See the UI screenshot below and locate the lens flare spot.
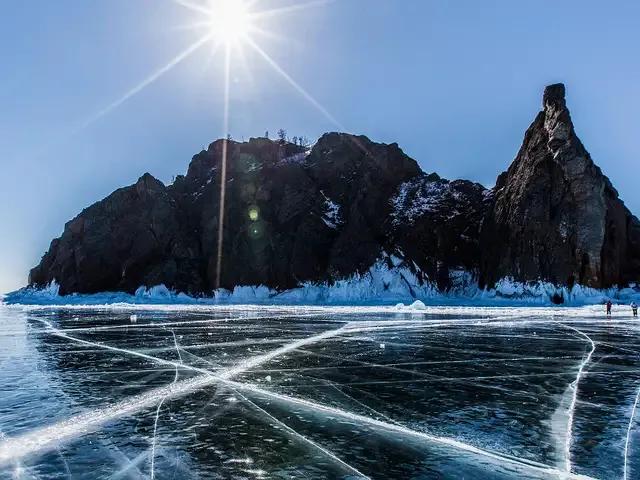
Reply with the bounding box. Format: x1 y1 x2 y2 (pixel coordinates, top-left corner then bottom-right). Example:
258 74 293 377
248 207 259 221
247 220 265 239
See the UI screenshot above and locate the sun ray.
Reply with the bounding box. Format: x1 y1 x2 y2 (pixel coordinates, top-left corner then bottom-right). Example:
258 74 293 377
249 25 301 48
166 0 344 287
215 44 232 289
169 21 218 32
172 0 212 17
250 0 336 20
80 33 213 129
231 41 258 92
246 37 343 128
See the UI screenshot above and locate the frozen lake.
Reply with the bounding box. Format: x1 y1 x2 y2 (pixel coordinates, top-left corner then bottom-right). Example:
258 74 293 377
1 303 639 479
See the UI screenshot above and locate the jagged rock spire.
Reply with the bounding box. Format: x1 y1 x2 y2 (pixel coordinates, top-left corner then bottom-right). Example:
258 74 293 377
480 83 640 289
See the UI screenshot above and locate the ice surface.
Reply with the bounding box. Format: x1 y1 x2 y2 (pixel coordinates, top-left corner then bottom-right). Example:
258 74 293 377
1 303 639 478
624 384 640 480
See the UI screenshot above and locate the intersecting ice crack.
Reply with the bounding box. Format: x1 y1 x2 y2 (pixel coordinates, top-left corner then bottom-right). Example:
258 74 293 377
623 383 640 480
559 323 596 475
179 340 371 479
226 379 597 480
0 318 351 466
0 316 599 479
234 391 371 479
327 383 400 426
150 330 182 479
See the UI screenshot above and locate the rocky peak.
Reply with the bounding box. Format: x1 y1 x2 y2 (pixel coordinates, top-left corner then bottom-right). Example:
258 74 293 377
135 173 166 197
310 133 418 173
306 133 421 202
481 83 640 289
183 137 307 189
543 83 566 109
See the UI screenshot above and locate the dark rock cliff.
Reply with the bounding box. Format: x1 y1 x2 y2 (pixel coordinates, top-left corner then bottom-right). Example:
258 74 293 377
29 84 640 296
479 84 640 289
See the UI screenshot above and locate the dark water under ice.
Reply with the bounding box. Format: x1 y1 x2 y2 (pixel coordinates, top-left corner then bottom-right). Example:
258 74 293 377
1 304 639 479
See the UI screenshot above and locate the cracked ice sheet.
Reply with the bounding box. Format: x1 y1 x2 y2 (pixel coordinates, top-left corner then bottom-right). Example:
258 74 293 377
1 305 640 478
239 323 577 459
239 319 640 478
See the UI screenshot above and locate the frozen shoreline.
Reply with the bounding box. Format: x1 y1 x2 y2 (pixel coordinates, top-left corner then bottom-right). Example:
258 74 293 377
4 260 639 308
3 288 639 316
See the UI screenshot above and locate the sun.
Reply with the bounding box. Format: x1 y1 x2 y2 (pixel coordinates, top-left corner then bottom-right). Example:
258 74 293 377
208 0 253 45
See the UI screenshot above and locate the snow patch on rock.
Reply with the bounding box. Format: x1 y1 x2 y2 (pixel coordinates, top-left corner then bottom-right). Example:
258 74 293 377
279 151 310 165
391 176 486 226
320 190 342 229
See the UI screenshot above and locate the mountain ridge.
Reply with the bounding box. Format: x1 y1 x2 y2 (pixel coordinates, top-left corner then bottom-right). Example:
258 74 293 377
28 84 640 300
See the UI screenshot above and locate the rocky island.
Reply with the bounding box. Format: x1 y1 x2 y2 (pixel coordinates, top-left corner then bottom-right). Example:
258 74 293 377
27 84 640 302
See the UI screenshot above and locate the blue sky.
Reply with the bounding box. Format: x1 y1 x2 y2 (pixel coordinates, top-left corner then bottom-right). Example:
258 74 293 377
1 0 639 293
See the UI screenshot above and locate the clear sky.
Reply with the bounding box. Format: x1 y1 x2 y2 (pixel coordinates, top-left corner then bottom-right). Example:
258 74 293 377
1 0 639 293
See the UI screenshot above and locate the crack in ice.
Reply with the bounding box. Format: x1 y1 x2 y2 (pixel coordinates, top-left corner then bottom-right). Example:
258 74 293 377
623 383 640 480
51 311 335 333
560 323 596 475
236 391 371 479
149 331 181 480
226 380 595 479
0 319 350 466
4 318 594 479
1 315 602 479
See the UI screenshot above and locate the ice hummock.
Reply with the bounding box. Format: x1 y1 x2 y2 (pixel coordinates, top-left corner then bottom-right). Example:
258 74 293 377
4 256 639 307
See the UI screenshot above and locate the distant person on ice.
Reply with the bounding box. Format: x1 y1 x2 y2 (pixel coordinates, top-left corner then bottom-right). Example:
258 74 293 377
632 302 638 317
606 300 612 316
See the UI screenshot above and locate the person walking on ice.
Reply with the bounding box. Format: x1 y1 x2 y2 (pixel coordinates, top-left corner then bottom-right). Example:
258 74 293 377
632 301 638 317
606 300 612 316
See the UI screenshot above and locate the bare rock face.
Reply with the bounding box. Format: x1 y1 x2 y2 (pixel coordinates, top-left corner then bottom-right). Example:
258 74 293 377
303 133 422 277
28 84 640 297
480 83 640 289
30 134 425 294
29 173 202 295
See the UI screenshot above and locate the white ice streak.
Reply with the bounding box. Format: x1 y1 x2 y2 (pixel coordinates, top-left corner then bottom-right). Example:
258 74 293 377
3 316 598 479
623 383 640 480
9 301 640 322
228 381 595 480
0 321 349 466
560 324 596 474
236 392 371 479
149 331 181 479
